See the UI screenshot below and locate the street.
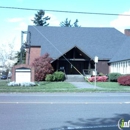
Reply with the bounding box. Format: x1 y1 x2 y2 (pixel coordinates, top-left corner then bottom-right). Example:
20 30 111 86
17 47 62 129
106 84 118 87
0 93 130 130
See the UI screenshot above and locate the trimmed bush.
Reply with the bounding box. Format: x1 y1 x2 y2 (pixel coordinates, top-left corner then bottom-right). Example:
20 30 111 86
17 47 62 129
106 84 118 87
108 73 122 82
97 76 108 82
45 71 65 81
118 75 130 86
53 71 65 81
87 76 108 82
98 72 104 76
45 74 53 81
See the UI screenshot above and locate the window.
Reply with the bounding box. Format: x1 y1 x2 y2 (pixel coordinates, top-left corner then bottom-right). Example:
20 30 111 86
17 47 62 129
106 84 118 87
118 62 120 73
111 63 113 72
129 61 130 66
117 62 119 72
123 62 125 74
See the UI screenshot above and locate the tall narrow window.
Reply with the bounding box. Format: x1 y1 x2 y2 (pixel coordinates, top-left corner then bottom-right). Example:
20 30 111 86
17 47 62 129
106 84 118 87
123 62 125 74
119 62 120 73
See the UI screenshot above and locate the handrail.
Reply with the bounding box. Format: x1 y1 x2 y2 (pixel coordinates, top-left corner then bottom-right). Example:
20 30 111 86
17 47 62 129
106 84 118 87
58 67 67 79
83 69 91 76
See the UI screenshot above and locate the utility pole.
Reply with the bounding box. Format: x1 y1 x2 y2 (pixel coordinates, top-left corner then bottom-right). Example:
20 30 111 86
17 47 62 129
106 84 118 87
20 31 23 64
27 32 31 65
20 31 28 64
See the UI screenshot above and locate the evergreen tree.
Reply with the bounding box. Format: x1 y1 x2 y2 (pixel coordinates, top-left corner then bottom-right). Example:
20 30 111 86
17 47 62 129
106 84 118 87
60 18 80 27
60 18 72 27
73 19 80 27
32 10 50 26
15 49 26 65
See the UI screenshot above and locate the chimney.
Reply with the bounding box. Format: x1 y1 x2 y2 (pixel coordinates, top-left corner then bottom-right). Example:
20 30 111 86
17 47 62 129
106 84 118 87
124 29 130 36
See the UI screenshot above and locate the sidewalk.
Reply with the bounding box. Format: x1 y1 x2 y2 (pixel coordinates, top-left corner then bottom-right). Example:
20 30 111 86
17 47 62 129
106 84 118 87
68 82 101 89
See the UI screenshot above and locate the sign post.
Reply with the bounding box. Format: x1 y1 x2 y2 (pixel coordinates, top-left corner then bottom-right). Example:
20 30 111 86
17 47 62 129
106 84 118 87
94 56 98 88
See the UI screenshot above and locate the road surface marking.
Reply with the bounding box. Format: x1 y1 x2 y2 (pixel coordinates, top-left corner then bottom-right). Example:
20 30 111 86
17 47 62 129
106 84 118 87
0 101 129 104
65 124 117 129
124 102 130 104
0 94 130 97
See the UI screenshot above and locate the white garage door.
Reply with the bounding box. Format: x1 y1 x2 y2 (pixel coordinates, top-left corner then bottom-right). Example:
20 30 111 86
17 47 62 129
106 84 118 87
15 69 31 82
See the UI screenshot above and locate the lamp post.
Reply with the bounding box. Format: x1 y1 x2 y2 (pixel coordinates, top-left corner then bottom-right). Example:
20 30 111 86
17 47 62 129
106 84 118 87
94 56 98 88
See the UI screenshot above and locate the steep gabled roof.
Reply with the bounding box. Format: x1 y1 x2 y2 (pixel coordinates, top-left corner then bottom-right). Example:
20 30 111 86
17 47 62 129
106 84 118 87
28 26 127 60
109 37 130 63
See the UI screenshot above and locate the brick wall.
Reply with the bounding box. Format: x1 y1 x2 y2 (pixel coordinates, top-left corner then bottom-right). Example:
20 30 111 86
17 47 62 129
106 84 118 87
124 29 130 36
11 64 35 82
26 46 41 65
97 60 109 75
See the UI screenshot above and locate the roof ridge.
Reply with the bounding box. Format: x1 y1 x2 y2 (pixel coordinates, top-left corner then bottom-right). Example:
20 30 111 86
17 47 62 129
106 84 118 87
28 26 127 61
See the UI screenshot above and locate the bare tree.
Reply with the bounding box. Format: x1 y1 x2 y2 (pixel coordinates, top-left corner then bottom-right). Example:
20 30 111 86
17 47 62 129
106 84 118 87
0 42 17 71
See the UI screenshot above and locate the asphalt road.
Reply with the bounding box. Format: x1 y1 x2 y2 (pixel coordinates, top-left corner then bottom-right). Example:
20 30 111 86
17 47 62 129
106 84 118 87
0 93 130 130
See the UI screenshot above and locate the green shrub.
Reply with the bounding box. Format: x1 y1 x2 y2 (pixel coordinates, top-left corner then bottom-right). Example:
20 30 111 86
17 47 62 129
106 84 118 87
98 72 104 76
53 71 65 81
108 73 122 82
45 71 65 81
52 75 56 81
45 74 53 81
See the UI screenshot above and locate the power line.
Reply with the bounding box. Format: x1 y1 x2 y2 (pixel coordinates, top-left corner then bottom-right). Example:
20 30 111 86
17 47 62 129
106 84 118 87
0 6 130 16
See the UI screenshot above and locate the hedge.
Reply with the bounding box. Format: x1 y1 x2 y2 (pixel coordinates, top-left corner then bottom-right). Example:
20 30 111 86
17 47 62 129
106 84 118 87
108 73 122 82
117 75 130 86
45 71 65 81
87 76 108 82
45 74 54 81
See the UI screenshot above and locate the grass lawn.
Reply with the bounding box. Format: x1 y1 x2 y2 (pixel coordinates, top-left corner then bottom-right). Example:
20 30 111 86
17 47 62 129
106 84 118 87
0 80 130 92
91 82 130 92
0 81 77 92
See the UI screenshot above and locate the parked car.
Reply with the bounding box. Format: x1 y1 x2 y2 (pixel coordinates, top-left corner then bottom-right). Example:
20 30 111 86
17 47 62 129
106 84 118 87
1 75 7 79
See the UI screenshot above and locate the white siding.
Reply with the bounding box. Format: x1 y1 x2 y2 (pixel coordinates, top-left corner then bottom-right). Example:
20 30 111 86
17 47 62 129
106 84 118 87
110 60 130 74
